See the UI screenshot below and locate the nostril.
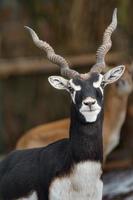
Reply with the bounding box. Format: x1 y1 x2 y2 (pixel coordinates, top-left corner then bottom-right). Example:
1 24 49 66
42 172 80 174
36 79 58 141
117 79 125 87
121 79 125 85
83 100 96 106
91 101 96 105
84 102 89 106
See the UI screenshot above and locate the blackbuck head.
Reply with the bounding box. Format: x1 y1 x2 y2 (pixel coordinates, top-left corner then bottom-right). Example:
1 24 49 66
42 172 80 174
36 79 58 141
25 9 125 123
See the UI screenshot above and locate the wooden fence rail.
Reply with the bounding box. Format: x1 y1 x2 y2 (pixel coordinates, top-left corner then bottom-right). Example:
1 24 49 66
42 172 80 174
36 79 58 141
0 53 125 78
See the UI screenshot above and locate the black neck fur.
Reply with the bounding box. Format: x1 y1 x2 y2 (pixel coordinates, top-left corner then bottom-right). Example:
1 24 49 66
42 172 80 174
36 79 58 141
69 103 103 163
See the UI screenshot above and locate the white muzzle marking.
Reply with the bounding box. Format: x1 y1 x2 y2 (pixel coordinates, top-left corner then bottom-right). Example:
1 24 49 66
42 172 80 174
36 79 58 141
80 97 101 122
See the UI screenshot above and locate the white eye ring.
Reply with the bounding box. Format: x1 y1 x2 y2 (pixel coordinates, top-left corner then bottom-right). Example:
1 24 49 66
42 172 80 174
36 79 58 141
69 80 81 91
93 74 103 88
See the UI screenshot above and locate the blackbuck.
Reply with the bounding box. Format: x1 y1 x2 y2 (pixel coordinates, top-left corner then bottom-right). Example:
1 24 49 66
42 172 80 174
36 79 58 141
16 65 133 160
0 9 125 200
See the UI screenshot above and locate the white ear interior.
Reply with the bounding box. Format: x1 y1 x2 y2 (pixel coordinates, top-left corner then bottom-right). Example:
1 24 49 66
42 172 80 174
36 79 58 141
48 76 68 90
104 65 125 85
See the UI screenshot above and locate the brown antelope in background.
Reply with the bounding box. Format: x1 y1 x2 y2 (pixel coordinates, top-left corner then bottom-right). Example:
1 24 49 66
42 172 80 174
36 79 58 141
103 65 133 158
16 65 133 160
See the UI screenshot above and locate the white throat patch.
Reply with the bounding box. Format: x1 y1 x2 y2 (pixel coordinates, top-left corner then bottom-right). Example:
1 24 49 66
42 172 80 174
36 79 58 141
80 108 101 122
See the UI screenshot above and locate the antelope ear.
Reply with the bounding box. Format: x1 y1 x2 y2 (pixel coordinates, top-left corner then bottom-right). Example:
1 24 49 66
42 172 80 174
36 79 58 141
103 65 125 86
48 76 68 90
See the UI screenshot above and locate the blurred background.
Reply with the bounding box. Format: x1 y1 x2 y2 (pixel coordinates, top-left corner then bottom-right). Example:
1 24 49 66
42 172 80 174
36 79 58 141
0 0 133 152
0 0 133 199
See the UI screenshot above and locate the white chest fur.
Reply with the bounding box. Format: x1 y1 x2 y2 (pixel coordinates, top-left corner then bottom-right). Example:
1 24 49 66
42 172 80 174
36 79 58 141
17 191 38 200
49 161 103 200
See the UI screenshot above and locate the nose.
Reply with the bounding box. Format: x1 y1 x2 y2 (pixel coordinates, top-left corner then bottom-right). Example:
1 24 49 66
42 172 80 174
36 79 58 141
116 79 125 87
83 97 96 108
84 101 96 106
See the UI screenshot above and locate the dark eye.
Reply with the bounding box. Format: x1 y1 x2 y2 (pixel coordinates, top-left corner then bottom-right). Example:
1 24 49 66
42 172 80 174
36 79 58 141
68 86 74 93
101 81 105 88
